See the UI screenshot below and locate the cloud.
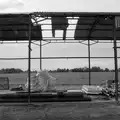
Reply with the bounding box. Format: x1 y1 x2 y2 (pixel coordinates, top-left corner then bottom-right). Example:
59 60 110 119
0 0 24 10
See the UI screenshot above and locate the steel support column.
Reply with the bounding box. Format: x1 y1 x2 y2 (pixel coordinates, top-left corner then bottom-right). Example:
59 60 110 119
28 16 32 103
40 39 42 70
88 39 91 85
113 16 119 102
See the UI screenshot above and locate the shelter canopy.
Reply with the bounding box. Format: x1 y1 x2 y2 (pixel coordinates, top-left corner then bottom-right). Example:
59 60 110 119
0 13 42 41
0 12 120 41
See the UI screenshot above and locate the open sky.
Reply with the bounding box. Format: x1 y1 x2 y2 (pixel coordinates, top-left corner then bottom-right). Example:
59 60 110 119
0 0 120 70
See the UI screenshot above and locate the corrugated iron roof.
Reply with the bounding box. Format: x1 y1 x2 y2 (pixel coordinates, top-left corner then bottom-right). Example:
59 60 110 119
0 12 120 41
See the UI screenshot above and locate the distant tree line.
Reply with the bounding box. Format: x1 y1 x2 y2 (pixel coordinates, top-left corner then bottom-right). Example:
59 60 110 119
0 68 24 73
0 68 38 74
0 66 119 73
49 66 116 72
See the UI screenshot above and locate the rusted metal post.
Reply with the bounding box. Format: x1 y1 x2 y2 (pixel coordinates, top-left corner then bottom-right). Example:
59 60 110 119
28 15 32 103
88 39 91 85
113 16 119 102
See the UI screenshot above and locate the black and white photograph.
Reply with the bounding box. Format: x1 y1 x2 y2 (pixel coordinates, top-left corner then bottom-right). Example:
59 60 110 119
0 0 120 120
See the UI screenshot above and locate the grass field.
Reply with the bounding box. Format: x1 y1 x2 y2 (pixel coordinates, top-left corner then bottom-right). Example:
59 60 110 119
0 72 119 90
0 72 118 84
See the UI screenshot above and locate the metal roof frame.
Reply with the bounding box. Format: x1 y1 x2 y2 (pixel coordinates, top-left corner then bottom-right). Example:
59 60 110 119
0 12 120 42
0 12 119 103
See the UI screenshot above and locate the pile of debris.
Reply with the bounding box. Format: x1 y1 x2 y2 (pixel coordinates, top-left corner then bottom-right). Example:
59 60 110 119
82 85 102 95
81 80 120 99
25 70 56 92
101 80 120 98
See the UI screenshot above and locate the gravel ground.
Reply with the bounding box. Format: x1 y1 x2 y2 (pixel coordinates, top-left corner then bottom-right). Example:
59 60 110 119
0 100 120 120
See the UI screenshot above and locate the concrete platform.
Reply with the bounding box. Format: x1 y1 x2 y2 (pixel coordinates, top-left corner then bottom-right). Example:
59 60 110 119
0 100 119 120
0 90 91 102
